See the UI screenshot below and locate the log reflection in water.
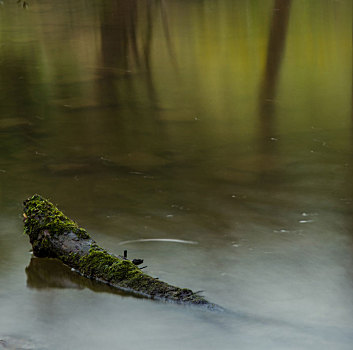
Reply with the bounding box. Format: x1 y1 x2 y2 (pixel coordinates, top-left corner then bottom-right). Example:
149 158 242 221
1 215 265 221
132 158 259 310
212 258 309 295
26 257 143 299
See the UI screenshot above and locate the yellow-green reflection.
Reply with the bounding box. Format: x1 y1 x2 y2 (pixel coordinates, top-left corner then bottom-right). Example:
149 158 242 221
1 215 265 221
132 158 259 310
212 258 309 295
0 1 352 349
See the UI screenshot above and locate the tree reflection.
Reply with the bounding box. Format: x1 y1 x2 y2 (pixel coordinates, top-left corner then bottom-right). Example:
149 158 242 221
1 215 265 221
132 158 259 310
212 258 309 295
96 0 177 110
258 0 292 149
259 0 292 118
256 0 292 179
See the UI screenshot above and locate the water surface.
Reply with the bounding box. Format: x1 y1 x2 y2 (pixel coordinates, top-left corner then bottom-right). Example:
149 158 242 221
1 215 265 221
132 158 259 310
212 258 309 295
0 1 352 349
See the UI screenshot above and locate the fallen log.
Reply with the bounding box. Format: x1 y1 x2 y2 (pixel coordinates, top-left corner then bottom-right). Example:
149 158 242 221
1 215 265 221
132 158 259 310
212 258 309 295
23 194 221 310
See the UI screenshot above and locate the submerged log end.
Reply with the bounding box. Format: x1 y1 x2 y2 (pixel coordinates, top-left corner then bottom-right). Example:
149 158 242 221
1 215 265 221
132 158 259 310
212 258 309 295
23 194 221 309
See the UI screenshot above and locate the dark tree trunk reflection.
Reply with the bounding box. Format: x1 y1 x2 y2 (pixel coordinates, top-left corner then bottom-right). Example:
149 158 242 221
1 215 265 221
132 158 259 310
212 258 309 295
259 0 292 118
256 0 292 178
258 0 292 147
96 0 176 109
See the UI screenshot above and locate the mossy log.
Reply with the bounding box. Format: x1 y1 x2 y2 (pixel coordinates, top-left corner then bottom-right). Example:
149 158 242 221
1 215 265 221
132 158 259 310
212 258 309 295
23 194 220 309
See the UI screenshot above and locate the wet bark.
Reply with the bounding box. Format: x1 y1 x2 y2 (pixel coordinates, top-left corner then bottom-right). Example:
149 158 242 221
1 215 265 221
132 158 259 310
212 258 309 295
23 194 221 310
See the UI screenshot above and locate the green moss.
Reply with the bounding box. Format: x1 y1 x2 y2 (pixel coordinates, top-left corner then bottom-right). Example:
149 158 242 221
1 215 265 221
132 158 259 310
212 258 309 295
79 248 142 283
23 194 89 241
61 252 81 267
76 247 209 304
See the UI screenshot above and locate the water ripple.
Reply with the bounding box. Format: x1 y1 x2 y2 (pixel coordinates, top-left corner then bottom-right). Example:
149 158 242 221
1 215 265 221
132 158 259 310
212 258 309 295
119 238 198 245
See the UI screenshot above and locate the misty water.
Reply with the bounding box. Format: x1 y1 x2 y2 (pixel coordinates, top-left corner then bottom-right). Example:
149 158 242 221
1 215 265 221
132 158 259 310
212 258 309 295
0 0 352 349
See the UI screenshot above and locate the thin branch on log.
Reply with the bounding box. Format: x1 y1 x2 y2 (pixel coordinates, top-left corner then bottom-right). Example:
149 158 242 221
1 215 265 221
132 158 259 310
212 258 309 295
23 194 221 310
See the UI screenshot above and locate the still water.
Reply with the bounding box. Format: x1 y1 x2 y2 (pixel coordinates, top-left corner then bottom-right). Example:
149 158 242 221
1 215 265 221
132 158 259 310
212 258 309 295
0 0 352 349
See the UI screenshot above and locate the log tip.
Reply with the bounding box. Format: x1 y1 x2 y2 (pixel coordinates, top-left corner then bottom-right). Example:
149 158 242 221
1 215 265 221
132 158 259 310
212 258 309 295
23 194 90 243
